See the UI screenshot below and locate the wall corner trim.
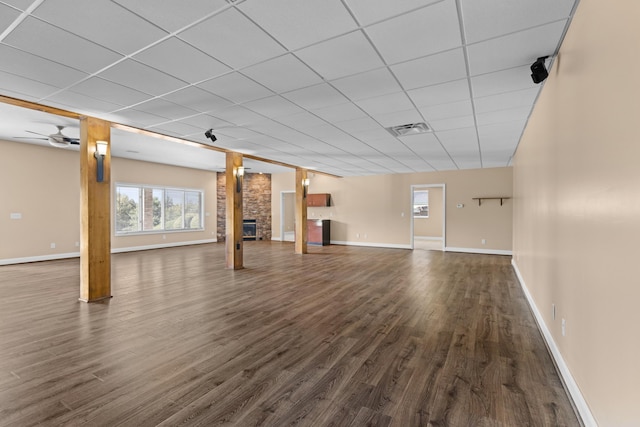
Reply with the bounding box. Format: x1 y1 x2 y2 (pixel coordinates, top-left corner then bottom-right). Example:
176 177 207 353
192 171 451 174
511 259 598 427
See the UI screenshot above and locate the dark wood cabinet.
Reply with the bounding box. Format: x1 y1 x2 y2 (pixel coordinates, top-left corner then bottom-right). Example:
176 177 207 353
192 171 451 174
307 219 330 246
307 193 331 207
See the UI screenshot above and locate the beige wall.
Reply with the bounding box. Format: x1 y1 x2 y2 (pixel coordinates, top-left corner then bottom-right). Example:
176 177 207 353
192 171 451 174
0 140 81 260
0 140 217 263
413 186 443 238
512 0 640 425
272 167 512 252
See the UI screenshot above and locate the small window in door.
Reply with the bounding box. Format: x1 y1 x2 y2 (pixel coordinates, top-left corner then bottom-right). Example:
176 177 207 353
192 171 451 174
413 190 429 218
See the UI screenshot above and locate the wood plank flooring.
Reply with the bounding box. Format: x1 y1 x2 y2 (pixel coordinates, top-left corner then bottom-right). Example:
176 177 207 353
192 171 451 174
0 242 580 426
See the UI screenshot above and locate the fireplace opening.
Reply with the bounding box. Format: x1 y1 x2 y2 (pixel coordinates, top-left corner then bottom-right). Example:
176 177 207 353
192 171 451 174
243 219 257 241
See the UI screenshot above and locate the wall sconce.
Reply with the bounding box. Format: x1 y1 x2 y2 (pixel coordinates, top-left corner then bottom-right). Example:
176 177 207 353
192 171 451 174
95 141 108 182
236 166 245 193
302 178 310 198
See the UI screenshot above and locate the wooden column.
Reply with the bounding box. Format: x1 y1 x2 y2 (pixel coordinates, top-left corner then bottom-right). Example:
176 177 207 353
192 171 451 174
225 152 244 269
295 168 308 254
79 117 111 302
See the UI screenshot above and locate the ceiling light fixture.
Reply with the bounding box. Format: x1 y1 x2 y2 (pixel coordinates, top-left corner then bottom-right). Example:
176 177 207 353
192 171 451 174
386 122 431 137
204 128 217 143
530 56 550 84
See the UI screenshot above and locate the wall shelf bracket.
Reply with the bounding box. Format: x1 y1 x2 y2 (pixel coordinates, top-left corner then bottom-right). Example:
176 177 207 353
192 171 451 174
472 197 511 206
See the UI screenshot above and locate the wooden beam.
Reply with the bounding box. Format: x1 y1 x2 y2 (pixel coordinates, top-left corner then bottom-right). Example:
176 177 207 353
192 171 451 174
295 168 308 255
0 94 82 119
79 117 111 302
225 152 244 270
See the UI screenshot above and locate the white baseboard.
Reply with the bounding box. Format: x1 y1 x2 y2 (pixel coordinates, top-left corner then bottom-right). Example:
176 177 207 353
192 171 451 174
111 239 216 254
0 240 217 265
414 236 443 241
271 237 282 241
445 247 513 256
330 240 412 250
0 252 80 266
511 259 597 427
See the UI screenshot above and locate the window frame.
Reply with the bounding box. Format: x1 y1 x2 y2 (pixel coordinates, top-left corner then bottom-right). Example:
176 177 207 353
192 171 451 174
114 183 205 236
413 189 429 218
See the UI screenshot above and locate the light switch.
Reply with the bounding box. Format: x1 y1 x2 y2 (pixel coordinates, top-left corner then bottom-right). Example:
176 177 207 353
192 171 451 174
10 213 22 219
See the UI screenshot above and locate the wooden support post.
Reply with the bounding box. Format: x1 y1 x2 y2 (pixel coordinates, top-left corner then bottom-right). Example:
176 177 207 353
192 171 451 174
295 168 308 255
79 117 111 302
225 152 244 270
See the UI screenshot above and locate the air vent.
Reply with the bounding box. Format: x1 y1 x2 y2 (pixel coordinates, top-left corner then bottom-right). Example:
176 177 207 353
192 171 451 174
386 122 431 137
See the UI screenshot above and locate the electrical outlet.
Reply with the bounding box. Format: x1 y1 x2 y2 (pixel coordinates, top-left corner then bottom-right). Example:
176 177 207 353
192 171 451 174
562 318 566 336
50 243 56 249
356 233 360 238
364 233 367 239
75 242 80 247
162 235 166 240
481 239 486 245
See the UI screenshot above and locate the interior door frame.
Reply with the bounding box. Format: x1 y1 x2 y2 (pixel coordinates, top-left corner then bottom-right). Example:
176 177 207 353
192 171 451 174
410 183 446 250
280 190 296 241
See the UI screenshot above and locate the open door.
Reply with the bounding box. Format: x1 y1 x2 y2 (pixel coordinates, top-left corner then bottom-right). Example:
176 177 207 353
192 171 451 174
411 184 445 251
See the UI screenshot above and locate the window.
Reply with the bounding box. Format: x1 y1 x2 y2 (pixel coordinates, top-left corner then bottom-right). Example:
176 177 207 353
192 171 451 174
115 184 204 234
413 190 429 218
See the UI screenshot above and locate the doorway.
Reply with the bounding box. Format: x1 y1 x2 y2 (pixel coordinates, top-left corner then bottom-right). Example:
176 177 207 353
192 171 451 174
280 191 295 242
411 184 445 251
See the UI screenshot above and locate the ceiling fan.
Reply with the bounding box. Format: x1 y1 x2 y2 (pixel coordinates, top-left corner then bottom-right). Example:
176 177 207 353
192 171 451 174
16 125 80 148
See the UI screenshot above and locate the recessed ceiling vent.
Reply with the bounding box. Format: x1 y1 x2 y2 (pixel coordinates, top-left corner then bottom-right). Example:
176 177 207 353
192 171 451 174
386 122 431 137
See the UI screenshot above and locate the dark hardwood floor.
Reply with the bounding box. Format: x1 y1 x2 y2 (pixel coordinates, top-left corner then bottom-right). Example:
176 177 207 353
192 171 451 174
0 242 580 426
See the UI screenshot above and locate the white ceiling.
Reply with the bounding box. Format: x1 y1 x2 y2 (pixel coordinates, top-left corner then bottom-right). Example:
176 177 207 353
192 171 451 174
0 0 578 176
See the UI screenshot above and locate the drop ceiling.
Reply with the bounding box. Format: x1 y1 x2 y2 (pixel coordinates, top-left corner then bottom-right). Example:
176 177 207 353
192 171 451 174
0 0 578 176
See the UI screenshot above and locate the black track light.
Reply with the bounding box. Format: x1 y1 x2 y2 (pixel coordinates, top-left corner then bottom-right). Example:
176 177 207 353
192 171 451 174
530 56 549 84
204 128 217 142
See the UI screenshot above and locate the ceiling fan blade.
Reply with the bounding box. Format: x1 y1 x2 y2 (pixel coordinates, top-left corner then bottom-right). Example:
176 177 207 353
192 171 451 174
63 137 80 145
14 136 48 140
25 130 50 138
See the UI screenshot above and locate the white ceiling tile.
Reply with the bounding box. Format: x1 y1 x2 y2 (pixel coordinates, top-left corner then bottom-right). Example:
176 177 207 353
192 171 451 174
461 0 576 43
335 117 383 133
471 65 537 98
391 48 467 90
373 109 424 128
0 70 60 99
97 59 187 96
0 3 20 31
216 127 263 140
44 90 123 114
2 0 32 10
436 127 480 156
128 98 199 120
4 17 123 73
70 77 152 107
331 68 403 101
419 100 473 121
241 54 322 93
163 87 233 113
344 0 441 26
178 8 286 69
238 0 357 50
366 0 462 64
429 115 475 131
112 0 229 33
243 96 305 118
33 0 168 54
178 113 236 130
407 78 471 107
474 87 539 114
148 121 201 137
282 84 350 110
477 120 526 147
451 157 481 169
296 31 385 80
312 103 368 123
211 105 269 126
111 109 169 127
356 92 414 116
467 21 568 76
198 72 273 104
134 38 231 84
0 44 88 88
476 106 531 127
275 112 327 130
